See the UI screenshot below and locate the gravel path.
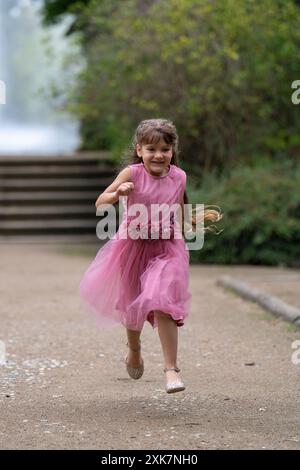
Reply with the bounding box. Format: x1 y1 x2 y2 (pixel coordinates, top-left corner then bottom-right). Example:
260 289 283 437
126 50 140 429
0 243 299 450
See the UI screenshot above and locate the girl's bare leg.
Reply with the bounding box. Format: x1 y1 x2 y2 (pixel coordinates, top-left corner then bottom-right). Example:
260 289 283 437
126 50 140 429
126 328 142 368
155 310 183 383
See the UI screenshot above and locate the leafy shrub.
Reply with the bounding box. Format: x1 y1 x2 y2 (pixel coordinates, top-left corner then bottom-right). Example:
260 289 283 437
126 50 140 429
187 158 300 266
63 0 300 172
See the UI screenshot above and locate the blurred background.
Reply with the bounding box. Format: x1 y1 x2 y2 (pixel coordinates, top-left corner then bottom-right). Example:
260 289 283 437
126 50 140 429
0 0 81 154
0 0 300 265
2 2 300 452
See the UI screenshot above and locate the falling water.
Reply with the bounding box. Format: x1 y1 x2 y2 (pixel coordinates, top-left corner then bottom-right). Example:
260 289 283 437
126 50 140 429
0 0 81 155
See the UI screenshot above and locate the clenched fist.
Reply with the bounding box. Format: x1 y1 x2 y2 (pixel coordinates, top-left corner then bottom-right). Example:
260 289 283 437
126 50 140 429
116 182 135 197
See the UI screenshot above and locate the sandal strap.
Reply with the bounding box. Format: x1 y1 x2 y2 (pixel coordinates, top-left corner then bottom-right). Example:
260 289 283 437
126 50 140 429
126 341 141 352
163 366 180 373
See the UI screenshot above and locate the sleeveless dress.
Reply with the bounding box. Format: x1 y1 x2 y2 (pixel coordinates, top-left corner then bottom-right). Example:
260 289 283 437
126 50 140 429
79 161 192 331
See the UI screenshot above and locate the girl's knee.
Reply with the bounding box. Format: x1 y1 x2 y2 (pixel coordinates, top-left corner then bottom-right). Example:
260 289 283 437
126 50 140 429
154 310 166 318
155 310 175 322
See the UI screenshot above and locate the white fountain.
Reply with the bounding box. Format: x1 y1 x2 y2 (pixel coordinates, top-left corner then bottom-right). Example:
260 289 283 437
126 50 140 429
0 0 81 155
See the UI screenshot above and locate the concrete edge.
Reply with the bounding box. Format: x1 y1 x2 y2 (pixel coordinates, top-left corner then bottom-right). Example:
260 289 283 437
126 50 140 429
216 275 300 327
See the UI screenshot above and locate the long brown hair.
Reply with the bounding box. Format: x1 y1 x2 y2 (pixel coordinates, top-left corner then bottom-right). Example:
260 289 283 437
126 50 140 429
121 118 223 235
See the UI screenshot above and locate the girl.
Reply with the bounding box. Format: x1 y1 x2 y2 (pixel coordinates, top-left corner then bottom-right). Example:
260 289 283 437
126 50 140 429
79 118 222 394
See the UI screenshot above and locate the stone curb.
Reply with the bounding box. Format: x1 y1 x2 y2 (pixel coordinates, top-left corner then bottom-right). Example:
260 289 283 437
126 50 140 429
216 275 300 327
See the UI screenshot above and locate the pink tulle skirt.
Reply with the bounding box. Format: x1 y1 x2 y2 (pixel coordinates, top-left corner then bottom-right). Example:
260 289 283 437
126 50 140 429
79 225 192 331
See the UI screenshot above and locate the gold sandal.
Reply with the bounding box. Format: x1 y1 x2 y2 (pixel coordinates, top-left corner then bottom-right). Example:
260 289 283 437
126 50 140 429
164 366 185 393
125 341 144 380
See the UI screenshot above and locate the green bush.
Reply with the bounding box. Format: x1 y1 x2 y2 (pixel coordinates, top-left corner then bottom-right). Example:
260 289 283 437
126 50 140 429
62 0 300 172
187 159 300 267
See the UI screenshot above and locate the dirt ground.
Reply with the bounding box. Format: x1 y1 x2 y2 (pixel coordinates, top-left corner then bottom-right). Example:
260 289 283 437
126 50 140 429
0 242 300 450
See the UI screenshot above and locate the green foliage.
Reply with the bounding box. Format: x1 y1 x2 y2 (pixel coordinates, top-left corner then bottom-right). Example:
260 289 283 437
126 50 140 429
187 159 300 266
42 0 91 26
58 0 300 172
42 0 93 37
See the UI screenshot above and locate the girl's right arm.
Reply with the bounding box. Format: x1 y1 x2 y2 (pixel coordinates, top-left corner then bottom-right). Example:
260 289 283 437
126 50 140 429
95 167 134 209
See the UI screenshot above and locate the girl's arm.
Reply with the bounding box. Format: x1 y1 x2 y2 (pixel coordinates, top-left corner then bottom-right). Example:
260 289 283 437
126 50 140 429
95 167 133 209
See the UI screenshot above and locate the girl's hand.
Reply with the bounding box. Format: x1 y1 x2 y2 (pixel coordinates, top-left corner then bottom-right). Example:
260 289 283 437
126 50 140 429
116 182 134 197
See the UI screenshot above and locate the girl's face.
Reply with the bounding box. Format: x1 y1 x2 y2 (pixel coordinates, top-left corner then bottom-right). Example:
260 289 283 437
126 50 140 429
136 139 173 177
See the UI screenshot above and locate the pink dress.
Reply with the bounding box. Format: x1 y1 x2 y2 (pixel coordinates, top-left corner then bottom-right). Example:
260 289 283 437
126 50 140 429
79 162 192 331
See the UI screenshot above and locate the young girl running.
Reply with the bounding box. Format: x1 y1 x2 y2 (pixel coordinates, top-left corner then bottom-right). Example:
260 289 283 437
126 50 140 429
79 118 222 394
